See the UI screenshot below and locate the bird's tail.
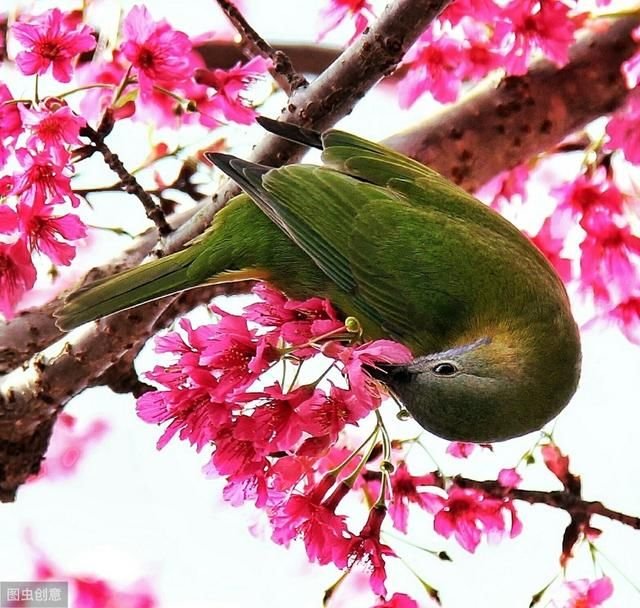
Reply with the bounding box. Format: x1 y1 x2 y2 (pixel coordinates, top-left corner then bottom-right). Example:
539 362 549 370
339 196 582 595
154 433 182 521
55 247 200 331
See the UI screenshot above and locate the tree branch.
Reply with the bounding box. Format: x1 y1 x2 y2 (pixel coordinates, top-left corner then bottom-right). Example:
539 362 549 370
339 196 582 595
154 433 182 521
212 0 308 94
383 15 640 192
455 477 640 530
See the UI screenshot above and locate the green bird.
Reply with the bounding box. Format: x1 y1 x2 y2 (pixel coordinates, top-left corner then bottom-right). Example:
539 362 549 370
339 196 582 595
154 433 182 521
56 118 581 443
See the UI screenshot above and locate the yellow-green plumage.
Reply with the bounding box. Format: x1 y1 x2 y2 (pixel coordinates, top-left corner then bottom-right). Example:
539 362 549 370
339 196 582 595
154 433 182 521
57 120 581 443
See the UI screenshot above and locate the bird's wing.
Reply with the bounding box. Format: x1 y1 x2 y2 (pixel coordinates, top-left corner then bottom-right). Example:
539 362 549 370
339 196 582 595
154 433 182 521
321 130 538 246
209 154 469 343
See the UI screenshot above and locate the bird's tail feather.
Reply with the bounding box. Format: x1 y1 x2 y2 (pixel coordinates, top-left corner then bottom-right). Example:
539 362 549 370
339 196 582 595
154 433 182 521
55 248 199 331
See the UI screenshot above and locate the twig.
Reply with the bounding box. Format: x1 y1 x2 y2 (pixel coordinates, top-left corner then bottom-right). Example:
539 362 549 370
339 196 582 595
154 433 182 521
455 477 640 530
213 0 308 94
79 124 173 236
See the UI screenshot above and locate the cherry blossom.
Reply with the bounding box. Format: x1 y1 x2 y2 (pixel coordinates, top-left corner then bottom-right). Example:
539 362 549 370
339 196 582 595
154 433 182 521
0 205 18 233
18 201 87 265
271 473 350 565
493 0 584 76
0 239 37 319
529 216 573 283
12 8 96 82
430 486 522 553
398 29 466 106
387 462 442 533
317 0 376 44
606 297 640 344
0 83 23 141
372 593 419 608
13 147 79 207
19 99 85 152
605 92 640 165
579 212 640 305
194 56 271 125
344 505 396 596
552 576 614 608
121 5 193 92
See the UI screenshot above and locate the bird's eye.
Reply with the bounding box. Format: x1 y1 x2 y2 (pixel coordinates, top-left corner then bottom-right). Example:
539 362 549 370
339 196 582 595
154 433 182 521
432 362 458 376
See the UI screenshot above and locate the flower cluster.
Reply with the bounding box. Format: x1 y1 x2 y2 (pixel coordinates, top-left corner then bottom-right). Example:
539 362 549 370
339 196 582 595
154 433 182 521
397 0 589 106
0 5 272 319
136 283 531 603
0 86 87 318
77 5 271 128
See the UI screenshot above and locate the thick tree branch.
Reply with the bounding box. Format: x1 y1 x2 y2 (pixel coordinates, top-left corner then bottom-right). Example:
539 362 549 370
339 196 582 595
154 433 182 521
383 15 640 192
0 0 451 503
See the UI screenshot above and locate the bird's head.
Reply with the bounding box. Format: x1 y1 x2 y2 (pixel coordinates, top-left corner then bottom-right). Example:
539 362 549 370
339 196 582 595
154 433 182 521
368 330 581 443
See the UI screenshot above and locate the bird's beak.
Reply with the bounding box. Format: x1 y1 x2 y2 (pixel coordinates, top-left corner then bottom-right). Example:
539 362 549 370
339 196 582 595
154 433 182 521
363 362 414 383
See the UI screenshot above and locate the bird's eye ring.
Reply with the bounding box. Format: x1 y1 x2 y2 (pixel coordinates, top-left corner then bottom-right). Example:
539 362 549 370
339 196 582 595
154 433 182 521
432 362 458 376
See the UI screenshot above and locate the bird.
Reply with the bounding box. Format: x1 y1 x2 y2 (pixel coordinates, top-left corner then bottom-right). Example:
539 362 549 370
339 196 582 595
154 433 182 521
56 117 581 443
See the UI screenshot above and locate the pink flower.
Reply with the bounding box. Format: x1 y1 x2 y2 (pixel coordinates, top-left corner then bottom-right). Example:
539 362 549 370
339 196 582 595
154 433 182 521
0 239 37 319
529 216 573 283
76 53 129 121
431 486 522 553
0 205 18 233
197 306 279 398
388 462 442 533
541 443 571 486
242 383 318 450
551 171 624 235
343 505 395 596
12 8 96 82
498 468 522 488
28 413 109 482
446 442 476 458
18 201 87 265
622 26 640 88
13 147 79 206
399 29 466 106
478 164 530 212
121 5 193 92
605 92 640 165
372 594 419 608
271 474 351 565
459 23 503 81
194 56 271 125
605 296 640 344
211 417 269 479
245 283 344 354
441 0 501 26
0 83 23 141
493 0 584 76
137 365 230 451
552 577 614 608
298 383 371 441
325 339 412 410
19 98 86 151
579 213 640 305
317 0 375 44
